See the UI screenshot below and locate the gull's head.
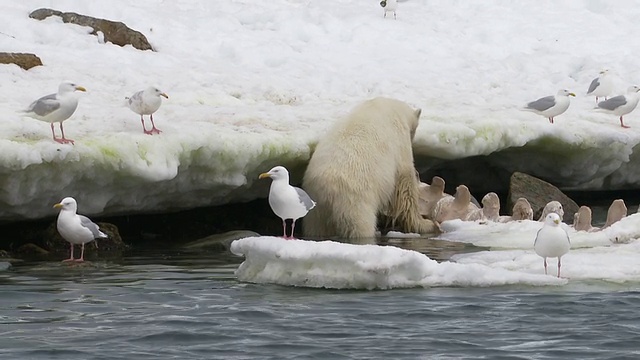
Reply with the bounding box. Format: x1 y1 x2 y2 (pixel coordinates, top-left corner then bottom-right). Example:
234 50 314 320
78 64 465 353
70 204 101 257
53 197 78 212
147 86 169 99
59 81 86 94
259 166 289 181
558 89 576 97
545 212 561 226
628 85 640 94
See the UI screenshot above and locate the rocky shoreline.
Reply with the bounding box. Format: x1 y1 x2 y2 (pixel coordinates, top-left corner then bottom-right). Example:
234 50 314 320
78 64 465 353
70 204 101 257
1 172 638 264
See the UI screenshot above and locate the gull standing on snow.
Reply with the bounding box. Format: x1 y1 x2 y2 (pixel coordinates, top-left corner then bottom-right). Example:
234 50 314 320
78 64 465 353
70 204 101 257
524 89 575 124
259 166 316 239
23 81 86 144
587 69 614 103
380 0 397 19
54 197 108 262
595 85 640 128
534 213 571 277
126 87 169 135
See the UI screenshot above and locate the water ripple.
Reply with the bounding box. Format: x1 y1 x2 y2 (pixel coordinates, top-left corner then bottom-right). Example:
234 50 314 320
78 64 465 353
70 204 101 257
2 252 640 359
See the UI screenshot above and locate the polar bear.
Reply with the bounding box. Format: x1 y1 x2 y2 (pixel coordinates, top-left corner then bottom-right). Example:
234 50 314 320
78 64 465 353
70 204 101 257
302 97 440 239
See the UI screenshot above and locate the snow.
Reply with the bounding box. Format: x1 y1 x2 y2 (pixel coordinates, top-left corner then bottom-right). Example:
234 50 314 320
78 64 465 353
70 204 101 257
231 213 640 289
230 236 564 289
3 1 640 219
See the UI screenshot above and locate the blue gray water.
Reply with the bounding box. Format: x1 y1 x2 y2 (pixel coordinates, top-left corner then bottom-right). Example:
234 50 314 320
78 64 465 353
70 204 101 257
2 247 640 360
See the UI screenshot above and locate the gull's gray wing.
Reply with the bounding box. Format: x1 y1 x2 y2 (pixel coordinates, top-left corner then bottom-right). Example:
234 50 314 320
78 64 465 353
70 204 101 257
598 95 627 111
526 96 556 112
79 215 108 238
127 90 144 106
587 77 600 94
534 227 543 246
27 94 60 116
295 187 316 211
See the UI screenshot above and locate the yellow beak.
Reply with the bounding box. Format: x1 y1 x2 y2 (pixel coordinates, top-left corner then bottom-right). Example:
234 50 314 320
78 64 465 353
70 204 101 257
554 219 560 224
259 173 270 179
75 86 87 92
161 93 169 99
569 93 576 97
53 203 63 209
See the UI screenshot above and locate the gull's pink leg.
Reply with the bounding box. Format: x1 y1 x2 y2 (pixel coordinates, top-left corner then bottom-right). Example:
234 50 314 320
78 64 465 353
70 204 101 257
50 123 58 142
75 243 85 262
62 243 75 262
557 257 562 278
282 220 288 239
56 122 74 145
548 117 554 124
620 116 631 128
141 115 149 134
142 115 157 135
149 114 162 134
543 258 548 275
289 220 297 240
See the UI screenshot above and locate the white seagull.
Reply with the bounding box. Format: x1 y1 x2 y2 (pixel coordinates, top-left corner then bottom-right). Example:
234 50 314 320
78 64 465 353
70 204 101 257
586 69 614 103
595 85 640 128
380 0 397 19
534 213 571 277
524 89 575 124
54 197 108 262
126 87 169 135
23 81 86 144
259 166 316 239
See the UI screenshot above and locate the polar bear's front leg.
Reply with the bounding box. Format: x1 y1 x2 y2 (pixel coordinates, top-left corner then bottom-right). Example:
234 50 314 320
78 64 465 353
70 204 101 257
390 166 441 235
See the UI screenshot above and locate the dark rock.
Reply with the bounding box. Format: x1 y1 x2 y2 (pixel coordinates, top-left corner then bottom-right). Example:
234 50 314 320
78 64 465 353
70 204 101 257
507 172 579 223
183 230 261 252
0 52 42 70
16 243 50 259
43 221 127 260
29 8 154 51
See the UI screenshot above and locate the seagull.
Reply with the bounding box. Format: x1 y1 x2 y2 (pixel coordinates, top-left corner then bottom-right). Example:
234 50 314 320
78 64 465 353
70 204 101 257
595 85 640 128
380 0 397 19
537 200 564 222
524 89 575 124
259 166 316 239
126 87 169 135
587 69 614 103
54 197 108 262
23 81 86 144
534 212 571 277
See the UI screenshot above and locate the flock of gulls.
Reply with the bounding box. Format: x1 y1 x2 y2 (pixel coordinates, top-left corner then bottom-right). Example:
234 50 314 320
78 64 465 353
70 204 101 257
524 69 640 128
21 81 169 144
418 175 631 277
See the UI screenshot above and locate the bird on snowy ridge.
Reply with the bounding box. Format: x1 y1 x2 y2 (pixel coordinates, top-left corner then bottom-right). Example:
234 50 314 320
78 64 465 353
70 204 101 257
595 85 640 128
126 86 169 135
586 69 614 104
22 81 86 145
380 0 398 19
524 89 575 124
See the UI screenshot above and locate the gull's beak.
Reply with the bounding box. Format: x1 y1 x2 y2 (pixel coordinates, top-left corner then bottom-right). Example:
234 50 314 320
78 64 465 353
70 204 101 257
160 93 169 99
53 203 63 209
259 172 271 179
75 86 87 92
569 93 576 97
554 219 560 224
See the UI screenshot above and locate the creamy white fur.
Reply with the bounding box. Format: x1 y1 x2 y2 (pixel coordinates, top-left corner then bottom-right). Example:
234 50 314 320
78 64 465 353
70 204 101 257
303 97 439 239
